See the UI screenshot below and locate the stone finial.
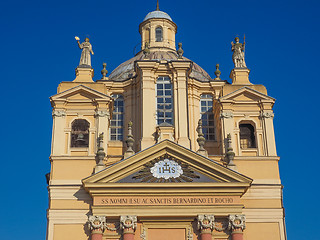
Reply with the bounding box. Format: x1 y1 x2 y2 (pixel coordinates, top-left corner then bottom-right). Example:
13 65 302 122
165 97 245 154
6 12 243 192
101 63 108 80
177 42 184 59
196 119 208 157
143 42 150 57
226 134 236 169
214 64 221 80
95 133 106 173
197 215 215 232
88 215 107 232
228 214 246 232
124 121 135 158
120 215 137 232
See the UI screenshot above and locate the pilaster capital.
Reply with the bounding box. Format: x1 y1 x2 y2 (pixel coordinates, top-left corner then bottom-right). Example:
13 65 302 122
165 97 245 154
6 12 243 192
88 215 107 232
120 215 137 232
95 110 109 118
260 111 274 119
228 214 246 232
197 214 215 232
52 110 66 117
220 111 234 119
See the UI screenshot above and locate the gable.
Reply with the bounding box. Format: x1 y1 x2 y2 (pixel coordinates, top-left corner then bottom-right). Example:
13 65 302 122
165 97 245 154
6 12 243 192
82 140 252 196
50 84 112 102
220 86 275 103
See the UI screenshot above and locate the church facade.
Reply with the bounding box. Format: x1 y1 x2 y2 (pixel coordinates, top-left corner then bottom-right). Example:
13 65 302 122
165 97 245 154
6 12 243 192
47 6 286 240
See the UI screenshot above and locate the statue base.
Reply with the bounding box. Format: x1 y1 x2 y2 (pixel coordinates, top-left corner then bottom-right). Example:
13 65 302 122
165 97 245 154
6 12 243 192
74 66 94 82
230 68 251 85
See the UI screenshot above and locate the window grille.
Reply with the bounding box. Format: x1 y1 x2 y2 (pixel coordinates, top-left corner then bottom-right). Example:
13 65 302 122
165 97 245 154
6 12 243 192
110 94 124 141
155 27 163 42
200 94 215 140
71 119 90 147
239 124 256 148
156 76 173 125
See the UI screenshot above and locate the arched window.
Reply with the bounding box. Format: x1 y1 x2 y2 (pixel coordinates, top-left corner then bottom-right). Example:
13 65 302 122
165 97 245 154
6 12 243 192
156 76 173 125
239 123 256 148
155 27 163 42
200 94 215 140
110 94 124 141
71 119 90 147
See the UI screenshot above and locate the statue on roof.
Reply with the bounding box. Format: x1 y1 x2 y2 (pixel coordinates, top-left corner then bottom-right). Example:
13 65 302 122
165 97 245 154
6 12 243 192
75 36 94 67
231 37 247 68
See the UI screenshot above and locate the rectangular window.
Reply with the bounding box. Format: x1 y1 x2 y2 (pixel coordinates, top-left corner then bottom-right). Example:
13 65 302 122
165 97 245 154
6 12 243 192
110 94 124 141
200 94 215 140
156 76 173 125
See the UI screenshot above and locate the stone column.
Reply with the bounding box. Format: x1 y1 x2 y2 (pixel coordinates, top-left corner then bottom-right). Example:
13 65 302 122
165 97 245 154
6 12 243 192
228 214 246 240
120 215 137 240
88 215 106 240
197 215 214 240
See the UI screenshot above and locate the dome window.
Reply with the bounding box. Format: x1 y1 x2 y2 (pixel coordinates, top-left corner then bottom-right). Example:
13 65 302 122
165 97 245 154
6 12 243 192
71 119 90 148
155 27 163 42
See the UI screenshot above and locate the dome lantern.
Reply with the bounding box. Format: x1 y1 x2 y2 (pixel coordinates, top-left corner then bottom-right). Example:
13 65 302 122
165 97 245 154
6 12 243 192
139 4 177 51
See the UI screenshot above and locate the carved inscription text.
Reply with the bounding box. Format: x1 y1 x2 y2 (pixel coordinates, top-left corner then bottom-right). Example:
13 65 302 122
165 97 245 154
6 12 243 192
94 196 239 206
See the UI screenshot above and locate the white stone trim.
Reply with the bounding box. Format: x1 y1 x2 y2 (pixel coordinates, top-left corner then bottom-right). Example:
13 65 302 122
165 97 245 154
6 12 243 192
49 180 82 185
47 209 90 240
49 186 91 200
242 185 282 199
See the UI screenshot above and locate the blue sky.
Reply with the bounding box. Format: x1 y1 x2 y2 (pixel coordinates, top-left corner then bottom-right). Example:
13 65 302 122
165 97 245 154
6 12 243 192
0 0 319 239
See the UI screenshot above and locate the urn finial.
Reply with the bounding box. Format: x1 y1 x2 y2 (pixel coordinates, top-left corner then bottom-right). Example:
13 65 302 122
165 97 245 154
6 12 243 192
101 63 108 80
214 64 221 80
177 42 184 59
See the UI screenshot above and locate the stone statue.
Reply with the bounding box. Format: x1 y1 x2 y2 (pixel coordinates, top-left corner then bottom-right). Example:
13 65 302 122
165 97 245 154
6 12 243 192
75 36 94 67
231 37 247 68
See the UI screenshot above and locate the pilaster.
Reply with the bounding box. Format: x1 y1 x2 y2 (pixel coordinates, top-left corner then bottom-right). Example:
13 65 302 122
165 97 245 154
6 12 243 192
51 110 66 155
170 61 192 148
260 110 277 156
136 61 158 150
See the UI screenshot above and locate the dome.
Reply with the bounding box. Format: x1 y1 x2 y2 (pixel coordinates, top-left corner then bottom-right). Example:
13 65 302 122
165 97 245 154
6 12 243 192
143 10 173 22
109 50 214 82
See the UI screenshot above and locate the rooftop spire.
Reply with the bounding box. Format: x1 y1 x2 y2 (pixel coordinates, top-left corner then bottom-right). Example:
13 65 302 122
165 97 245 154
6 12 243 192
156 0 159 10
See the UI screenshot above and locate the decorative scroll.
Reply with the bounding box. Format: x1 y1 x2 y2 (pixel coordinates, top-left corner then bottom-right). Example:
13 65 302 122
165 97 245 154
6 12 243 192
132 154 200 183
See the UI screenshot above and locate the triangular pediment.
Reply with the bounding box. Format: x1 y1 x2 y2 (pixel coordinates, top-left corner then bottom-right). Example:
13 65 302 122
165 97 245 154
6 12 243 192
83 140 252 196
50 85 112 102
219 86 275 103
